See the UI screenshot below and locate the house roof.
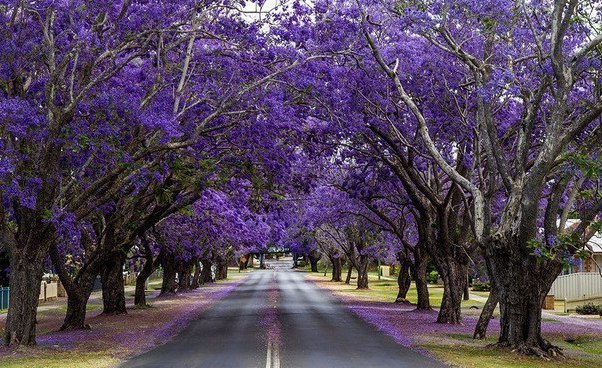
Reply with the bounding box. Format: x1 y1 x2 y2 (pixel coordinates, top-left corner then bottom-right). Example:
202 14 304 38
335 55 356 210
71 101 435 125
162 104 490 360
564 219 602 254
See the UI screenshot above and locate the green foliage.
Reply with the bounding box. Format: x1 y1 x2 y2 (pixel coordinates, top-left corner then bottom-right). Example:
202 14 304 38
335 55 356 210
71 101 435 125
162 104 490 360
575 303 602 315
427 270 439 284
481 16 497 31
563 152 602 179
472 280 491 292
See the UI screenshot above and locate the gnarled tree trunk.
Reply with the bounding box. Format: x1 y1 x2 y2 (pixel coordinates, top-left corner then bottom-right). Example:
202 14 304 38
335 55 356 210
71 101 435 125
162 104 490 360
330 256 342 282
395 255 412 303
356 255 369 289
61 282 95 331
161 256 178 294
100 251 127 314
3 248 47 346
413 248 431 310
308 252 320 273
178 261 193 291
215 256 228 280
191 262 201 289
345 262 353 284
49 239 102 330
134 246 159 306
474 285 499 339
201 259 214 284
490 246 562 356
436 257 468 324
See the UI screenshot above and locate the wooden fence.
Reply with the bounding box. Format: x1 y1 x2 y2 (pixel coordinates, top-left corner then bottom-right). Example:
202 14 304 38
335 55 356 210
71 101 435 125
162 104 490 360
549 272 602 300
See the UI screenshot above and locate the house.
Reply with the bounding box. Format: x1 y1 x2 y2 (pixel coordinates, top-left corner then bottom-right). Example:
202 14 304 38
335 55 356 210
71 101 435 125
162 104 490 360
547 220 602 311
563 219 602 274
581 230 602 273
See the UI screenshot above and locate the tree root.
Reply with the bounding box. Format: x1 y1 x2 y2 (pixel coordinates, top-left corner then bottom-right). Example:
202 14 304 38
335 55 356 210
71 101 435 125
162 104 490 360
488 341 564 359
59 323 91 331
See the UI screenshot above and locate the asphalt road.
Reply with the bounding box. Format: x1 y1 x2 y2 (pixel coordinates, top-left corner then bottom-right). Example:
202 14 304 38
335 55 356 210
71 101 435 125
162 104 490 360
121 259 445 368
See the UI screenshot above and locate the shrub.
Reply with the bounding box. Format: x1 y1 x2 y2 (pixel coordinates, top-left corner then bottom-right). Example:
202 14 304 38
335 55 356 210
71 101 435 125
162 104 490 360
427 270 439 284
472 280 492 292
575 303 602 315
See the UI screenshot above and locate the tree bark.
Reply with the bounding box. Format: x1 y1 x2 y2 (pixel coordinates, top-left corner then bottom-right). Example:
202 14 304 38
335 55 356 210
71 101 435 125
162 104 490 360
58 262 100 330
308 252 320 273
191 261 201 289
395 256 412 303
356 255 369 289
3 250 46 346
474 285 499 339
345 262 353 284
160 256 178 294
490 247 563 356
134 250 158 306
413 248 431 310
61 284 94 331
49 240 101 330
100 251 127 314
464 272 470 300
436 258 467 324
178 261 193 291
215 256 228 280
331 256 342 282
201 259 214 283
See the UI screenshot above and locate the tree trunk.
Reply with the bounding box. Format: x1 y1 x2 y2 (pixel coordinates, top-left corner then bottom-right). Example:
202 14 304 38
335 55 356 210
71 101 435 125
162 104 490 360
356 256 369 289
490 248 563 356
474 285 499 339
331 257 342 282
3 250 46 346
61 286 93 331
345 263 353 284
309 254 319 273
100 251 127 314
464 272 470 300
134 252 158 306
395 257 412 303
178 261 193 291
59 264 99 330
161 256 178 294
49 240 101 331
259 253 265 269
436 258 467 324
413 249 431 310
215 257 228 280
201 259 214 283
191 262 201 289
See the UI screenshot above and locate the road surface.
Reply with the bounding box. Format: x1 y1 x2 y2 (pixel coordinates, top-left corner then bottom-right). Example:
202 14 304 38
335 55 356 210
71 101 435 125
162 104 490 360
121 259 444 368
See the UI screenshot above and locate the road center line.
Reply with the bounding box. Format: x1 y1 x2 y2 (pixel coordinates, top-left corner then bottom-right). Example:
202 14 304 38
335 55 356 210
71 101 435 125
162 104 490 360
272 340 280 368
265 340 272 368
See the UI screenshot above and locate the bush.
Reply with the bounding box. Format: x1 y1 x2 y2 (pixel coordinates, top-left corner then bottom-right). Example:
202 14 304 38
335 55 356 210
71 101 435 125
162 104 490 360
472 280 492 292
575 303 602 315
427 270 439 284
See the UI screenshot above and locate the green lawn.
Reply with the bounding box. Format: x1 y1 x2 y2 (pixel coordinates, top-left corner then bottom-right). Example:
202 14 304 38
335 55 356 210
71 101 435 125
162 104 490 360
424 339 602 368
304 268 485 308
303 268 602 368
0 351 119 368
0 267 252 368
